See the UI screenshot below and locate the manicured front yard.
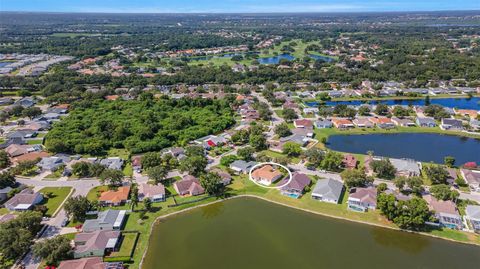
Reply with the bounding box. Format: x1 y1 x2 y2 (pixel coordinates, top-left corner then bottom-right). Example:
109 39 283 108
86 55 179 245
86 185 109 201
39 187 72 217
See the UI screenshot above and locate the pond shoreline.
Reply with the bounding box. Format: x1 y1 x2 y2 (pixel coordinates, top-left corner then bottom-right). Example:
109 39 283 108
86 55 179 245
139 194 479 269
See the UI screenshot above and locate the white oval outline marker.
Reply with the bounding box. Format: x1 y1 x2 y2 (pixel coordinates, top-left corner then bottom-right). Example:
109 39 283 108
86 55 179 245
248 162 293 189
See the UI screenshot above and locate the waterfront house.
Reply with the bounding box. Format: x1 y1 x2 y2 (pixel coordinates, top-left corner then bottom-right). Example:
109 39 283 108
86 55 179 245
470 119 480 131
353 118 374 128
303 107 318 115
138 183 166 202
454 109 479 119
230 160 257 174
342 154 357 169
99 186 130 206
391 117 416 127
314 119 333 129
347 187 377 212
390 158 421 177
211 169 232 185
423 194 463 229
5 189 43 211
465 205 480 233
331 118 354 129
440 118 463 131
460 169 480 192
279 172 311 198
82 209 127 232
58 257 108 269
416 117 437 127
311 178 344 204
173 175 205 196
293 119 313 128
251 165 283 186
279 134 310 147
74 230 120 258
291 127 314 138
369 117 395 129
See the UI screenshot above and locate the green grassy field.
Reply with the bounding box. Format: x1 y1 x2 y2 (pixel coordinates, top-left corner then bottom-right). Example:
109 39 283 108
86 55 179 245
39 187 72 217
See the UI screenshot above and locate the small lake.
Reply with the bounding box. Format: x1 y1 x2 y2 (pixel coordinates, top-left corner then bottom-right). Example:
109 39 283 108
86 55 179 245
308 53 335 62
327 133 480 164
142 198 480 269
258 53 296 64
0 61 13 68
305 97 480 110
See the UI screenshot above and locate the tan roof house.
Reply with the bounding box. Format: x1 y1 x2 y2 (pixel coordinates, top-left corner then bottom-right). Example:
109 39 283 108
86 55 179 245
173 175 205 196
58 257 106 269
138 183 166 202
251 165 283 186
99 186 130 206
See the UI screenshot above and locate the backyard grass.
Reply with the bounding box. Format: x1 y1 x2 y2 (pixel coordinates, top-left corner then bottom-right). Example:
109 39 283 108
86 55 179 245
123 163 133 177
27 139 43 145
108 148 130 160
105 232 139 261
39 187 72 217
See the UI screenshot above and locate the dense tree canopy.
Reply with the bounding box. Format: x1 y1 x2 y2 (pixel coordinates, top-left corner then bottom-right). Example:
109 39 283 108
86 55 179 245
45 98 235 154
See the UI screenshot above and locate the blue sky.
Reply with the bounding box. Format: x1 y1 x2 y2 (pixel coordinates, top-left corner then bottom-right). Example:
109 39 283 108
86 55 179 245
1 0 479 13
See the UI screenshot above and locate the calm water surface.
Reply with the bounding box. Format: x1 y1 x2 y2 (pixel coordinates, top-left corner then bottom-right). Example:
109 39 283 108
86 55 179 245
327 133 480 164
142 198 480 269
305 97 480 110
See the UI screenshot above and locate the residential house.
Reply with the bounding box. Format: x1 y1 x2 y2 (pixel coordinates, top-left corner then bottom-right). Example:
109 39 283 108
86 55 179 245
293 119 313 129
303 107 318 115
14 97 35 108
311 178 344 204
5 189 43 211
369 117 395 129
469 119 480 131
131 156 142 172
314 120 333 129
230 160 257 174
391 117 416 127
100 157 124 170
6 130 37 139
331 118 354 129
460 169 480 192
5 144 35 157
73 230 120 258
347 187 377 212
390 158 421 177
138 183 166 202
446 168 458 185
211 169 232 185
13 151 50 164
99 186 130 206
173 175 205 196
440 118 463 131
279 134 309 147
17 121 51 131
454 109 479 119
82 210 127 232
0 187 13 202
251 165 283 186
291 127 314 138
58 257 108 269
37 156 67 171
283 101 299 111
342 154 357 169
465 205 480 232
279 172 311 198
416 117 437 127
423 194 463 229
353 118 374 128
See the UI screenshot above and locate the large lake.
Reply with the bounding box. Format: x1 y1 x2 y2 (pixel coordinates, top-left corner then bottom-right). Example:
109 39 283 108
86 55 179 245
305 97 480 110
142 198 480 269
327 133 480 164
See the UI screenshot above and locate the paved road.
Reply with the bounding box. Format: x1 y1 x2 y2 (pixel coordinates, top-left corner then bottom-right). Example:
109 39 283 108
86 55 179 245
15 177 101 269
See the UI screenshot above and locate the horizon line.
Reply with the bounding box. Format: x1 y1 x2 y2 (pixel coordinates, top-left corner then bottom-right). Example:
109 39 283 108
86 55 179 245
1 9 480 15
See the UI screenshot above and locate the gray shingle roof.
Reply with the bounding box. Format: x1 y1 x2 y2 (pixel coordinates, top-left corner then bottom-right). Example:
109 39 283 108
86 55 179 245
312 178 344 201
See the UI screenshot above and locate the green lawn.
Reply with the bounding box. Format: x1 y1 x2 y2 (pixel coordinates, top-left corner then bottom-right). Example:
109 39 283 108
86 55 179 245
27 139 43 145
39 187 72 217
86 185 109 201
123 163 133 177
106 232 139 260
261 150 301 164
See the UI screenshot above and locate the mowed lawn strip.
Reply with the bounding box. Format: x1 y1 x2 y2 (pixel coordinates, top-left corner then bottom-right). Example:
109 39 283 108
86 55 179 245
39 187 73 217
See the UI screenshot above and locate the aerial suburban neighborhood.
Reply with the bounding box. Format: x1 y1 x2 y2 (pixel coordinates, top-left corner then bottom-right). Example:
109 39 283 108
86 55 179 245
0 5 480 269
